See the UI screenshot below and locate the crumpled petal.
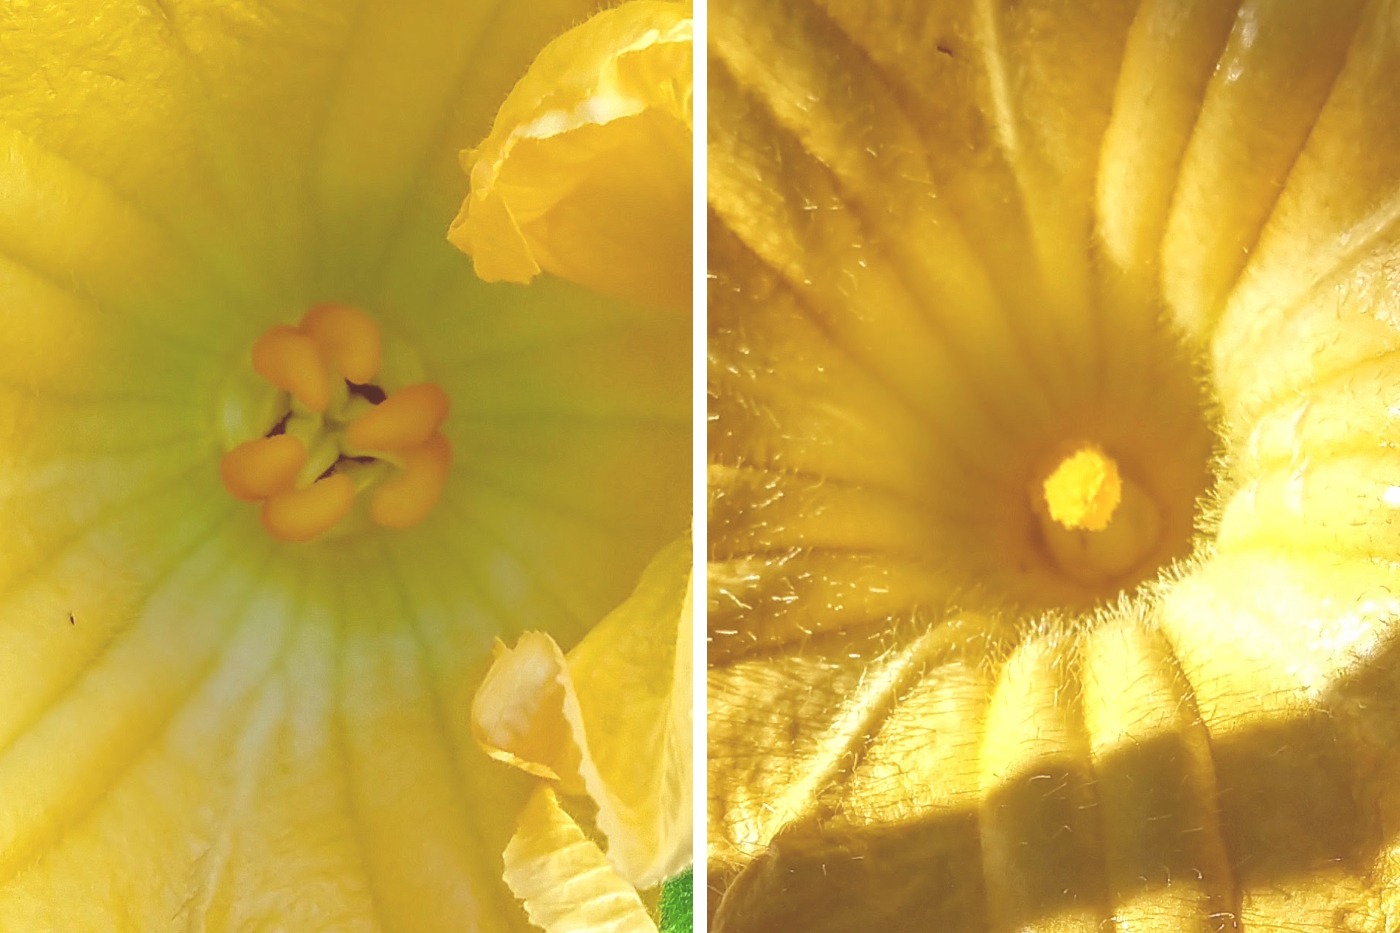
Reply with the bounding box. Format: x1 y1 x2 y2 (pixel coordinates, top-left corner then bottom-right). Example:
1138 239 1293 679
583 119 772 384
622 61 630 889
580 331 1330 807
474 537 692 891
503 786 658 933
448 1 693 314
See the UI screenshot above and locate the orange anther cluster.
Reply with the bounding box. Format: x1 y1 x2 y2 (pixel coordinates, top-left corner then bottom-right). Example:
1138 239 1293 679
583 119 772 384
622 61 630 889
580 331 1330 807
220 304 452 542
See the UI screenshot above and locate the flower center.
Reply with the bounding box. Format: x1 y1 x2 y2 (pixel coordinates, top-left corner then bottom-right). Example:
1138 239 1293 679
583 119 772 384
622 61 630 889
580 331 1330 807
1033 443 1162 585
219 304 452 542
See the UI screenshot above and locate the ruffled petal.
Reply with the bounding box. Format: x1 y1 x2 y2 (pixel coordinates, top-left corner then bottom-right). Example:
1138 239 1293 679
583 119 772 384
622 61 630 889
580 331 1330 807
503 787 658 933
448 1 693 314
475 538 692 890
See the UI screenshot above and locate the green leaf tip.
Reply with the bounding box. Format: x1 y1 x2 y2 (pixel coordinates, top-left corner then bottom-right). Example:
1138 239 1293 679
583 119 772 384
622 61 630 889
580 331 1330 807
659 868 693 933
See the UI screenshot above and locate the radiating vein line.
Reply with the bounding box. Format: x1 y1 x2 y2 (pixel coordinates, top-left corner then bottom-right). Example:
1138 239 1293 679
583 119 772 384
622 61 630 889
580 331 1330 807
0 114 263 318
719 620 979 854
172 606 299 931
330 558 391 933
707 45 1025 454
367 0 512 300
379 536 513 933
802 0 1056 404
0 242 217 358
0 452 219 606
0 498 247 769
306 0 376 292
0 510 268 886
131 0 292 305
437 490 598 638
450 455 676 540
708 216 1005 487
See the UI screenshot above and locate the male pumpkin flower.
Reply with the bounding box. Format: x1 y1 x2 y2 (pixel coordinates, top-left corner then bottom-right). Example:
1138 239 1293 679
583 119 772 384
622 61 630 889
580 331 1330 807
0 0 688 929
709 1 1400 930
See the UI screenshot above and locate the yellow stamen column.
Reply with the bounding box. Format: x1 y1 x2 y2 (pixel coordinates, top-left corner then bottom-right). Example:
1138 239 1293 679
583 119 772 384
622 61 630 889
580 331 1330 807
1034 444 1162 585
220 305 453 542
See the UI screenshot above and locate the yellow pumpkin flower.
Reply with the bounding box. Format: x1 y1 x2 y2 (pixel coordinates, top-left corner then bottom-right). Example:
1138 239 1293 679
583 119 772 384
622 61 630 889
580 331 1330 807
0 0 688 929
708 1 1400 930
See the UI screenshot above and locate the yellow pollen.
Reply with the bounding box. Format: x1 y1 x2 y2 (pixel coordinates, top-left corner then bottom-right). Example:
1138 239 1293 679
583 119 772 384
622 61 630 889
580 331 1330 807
345 383 451 453
261 474 357 542
251 325 333 413
219 435 307 501
230 307 454 542
1041 445 1122 532
370 434 453 529
300 303 382 384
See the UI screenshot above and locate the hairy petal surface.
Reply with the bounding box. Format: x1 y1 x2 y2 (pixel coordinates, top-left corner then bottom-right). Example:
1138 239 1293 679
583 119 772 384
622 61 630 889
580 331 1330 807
708 0 1400 930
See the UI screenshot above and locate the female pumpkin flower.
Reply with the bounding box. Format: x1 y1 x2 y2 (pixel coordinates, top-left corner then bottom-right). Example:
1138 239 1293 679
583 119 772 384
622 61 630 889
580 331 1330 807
709 1 1400 930
0 0 687 929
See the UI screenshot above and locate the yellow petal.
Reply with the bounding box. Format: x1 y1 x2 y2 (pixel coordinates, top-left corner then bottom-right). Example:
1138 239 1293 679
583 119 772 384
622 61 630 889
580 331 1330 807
563 537 692 889
448 1 693 314
503 787 658 933
473 633 583 786
473 538 692 889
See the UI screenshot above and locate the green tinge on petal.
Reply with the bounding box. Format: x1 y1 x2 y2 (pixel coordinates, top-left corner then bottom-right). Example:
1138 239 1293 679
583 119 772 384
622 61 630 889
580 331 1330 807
474 538 692 890
449 1 693 314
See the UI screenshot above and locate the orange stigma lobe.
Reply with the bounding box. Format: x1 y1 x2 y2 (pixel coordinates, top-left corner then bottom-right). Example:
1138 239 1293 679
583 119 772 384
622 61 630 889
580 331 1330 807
346 383 451 452
251 325 333 413
261 474 356 542
370 434 453 529
300 303 383 384
220 435 308 501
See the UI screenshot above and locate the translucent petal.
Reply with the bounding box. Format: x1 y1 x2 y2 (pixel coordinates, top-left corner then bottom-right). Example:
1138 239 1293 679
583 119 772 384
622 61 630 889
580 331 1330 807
475 539 692 889
502 787 658 933
449 1 693 314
